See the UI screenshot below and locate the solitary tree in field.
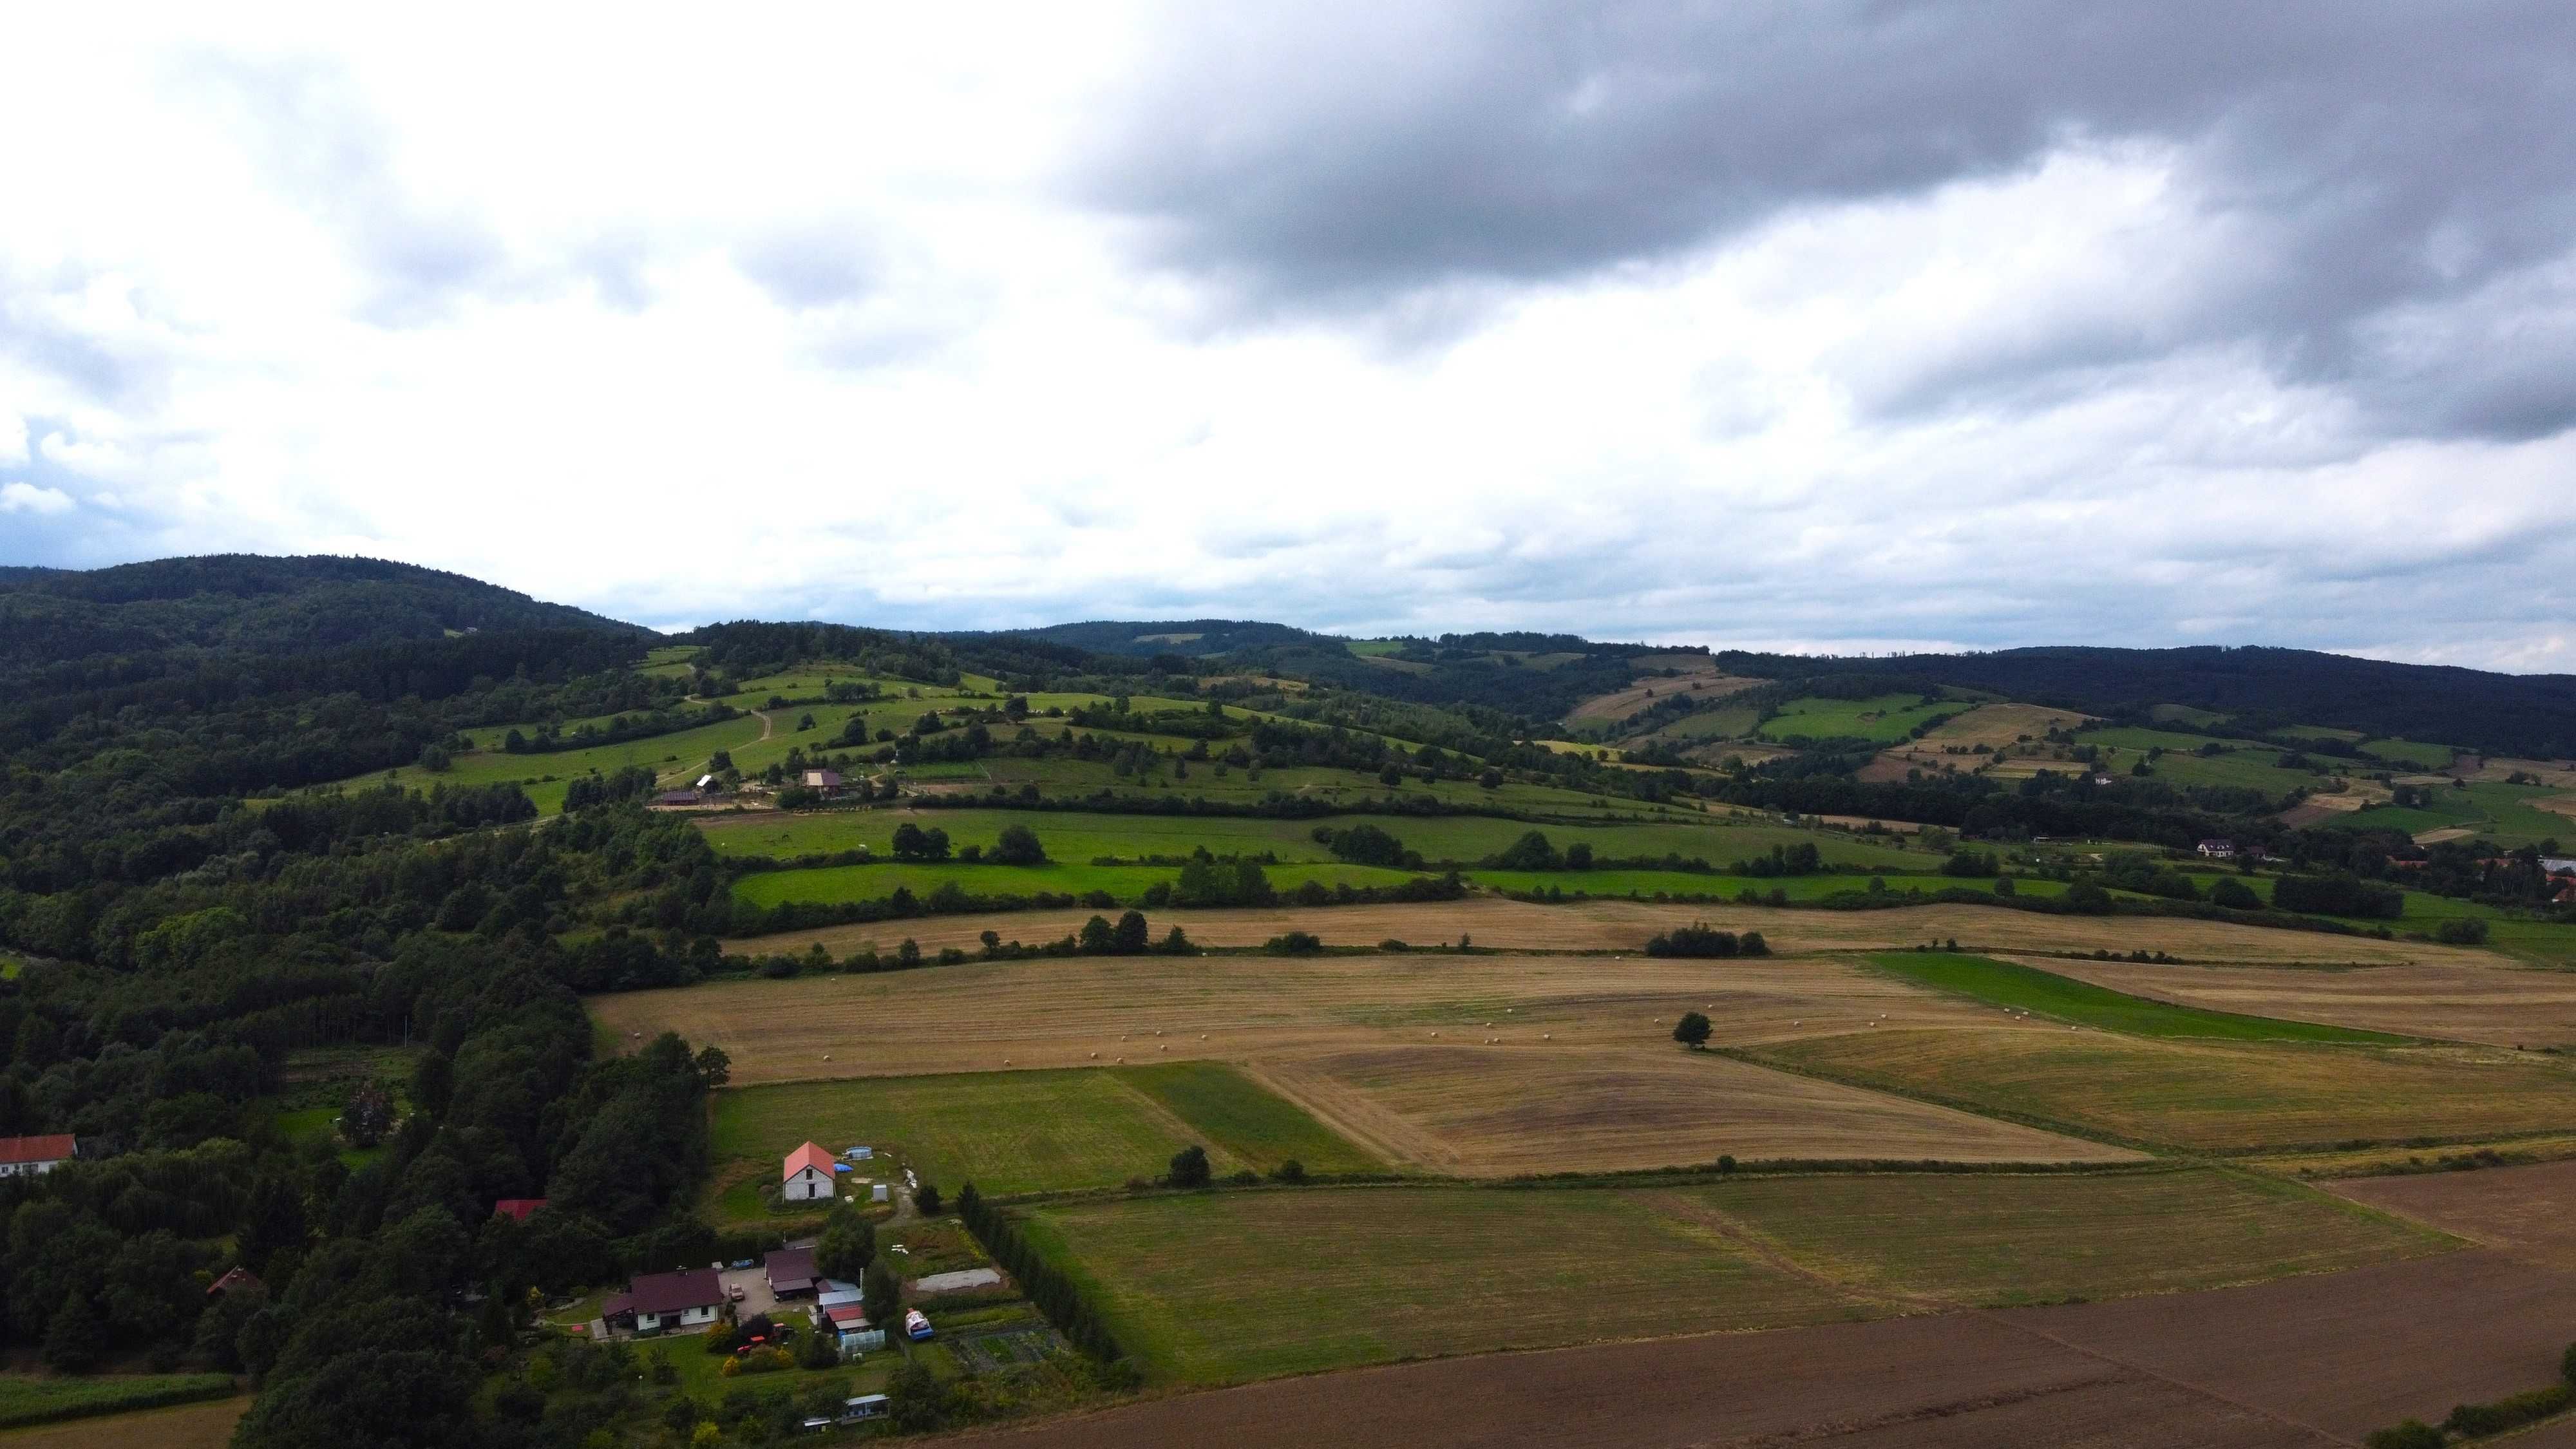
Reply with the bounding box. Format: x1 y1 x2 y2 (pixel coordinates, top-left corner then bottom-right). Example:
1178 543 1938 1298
992 824 1046 866
1673 1012 1713 1050
1168 1145 1211 1189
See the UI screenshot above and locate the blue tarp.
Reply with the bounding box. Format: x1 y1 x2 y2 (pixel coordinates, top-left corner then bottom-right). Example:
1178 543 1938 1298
831 1162 851 1173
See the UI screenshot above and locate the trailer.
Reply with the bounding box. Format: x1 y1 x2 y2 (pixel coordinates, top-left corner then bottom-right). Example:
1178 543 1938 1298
903 1308 933 1341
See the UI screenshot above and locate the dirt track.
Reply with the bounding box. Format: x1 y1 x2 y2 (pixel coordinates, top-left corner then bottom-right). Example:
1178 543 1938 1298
924 1250 2576 1448
737 894 2487 967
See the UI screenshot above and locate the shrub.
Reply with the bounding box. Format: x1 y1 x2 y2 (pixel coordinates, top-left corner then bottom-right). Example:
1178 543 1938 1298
1265 931 1323 954
1271 1160 1307 1184
1168 1146 1211 1189
1646 923 1739 958
719 1347 793 1378
2208 876 2261 910
2363 1421 2442 1449
2437 917 2492 945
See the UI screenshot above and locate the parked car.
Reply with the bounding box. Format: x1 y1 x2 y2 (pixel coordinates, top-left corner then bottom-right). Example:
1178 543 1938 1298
726 1283 746 1303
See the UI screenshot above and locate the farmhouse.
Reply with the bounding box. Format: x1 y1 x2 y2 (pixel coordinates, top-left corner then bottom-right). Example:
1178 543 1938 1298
784 1141 837 1201
802 768 842 791
765 1245 819 1299
652 790 704 807
2197 839 2237 860
602 1268 724 1335
0 1134 75 1177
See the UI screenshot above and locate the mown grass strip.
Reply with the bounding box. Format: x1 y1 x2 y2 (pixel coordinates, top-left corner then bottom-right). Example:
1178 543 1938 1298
1867 951 2412 1045
1113 1061 1383 1176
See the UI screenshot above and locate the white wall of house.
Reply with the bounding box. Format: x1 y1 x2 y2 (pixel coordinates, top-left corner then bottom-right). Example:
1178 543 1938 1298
786 1166 835 1200
0 1160 62 1177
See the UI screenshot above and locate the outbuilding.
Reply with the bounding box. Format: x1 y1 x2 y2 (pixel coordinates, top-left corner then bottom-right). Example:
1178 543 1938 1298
765 1246 819 1299
784 1141 837 1201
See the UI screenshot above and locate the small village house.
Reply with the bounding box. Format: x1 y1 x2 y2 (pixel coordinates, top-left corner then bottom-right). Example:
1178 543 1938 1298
784 1141 837 1201
0 1134 75 1177
802 768 842 791
602 1268 724 1336
492 1198 547 1224
2196 838 2236 859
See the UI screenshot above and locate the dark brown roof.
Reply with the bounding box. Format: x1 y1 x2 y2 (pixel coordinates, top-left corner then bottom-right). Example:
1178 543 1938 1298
611 1268 723 1316
766 1247 817 1291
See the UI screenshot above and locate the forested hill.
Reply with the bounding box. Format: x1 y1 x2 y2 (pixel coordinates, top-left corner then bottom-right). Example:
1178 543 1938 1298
975 619 1336 658
0 554 647 676
1714 645 2576 761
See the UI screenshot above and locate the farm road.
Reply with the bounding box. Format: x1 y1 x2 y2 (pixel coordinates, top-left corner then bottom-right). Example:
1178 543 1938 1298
923 1250 2576 1448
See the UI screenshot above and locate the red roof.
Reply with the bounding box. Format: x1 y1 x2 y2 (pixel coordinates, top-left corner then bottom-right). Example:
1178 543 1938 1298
0 1135 73 1167
207 1267 263 1297
493 1198 547 1223
825 1305 869 1326
784 1141 835 1183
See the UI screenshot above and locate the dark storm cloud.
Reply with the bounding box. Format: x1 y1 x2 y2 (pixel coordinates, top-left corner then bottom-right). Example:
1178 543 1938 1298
1082 0 2576 439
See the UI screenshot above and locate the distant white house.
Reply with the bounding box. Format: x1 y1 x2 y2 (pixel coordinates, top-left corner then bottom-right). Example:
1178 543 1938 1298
2543 857 2576 877
0 1135 73 1177
802 769 842 791
2196 839 2237 859
784 1141 837 1201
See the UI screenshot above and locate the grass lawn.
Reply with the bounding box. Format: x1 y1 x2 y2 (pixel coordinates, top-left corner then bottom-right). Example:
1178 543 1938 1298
0 1374 236 1430
1762 1028 2576 1151
1865 952 2409 1044
709 1069 1255 1200
634 1331 893 1408
1020 1186 1851 1385
1694 1168 2449 1307
1113 1061 1381 1175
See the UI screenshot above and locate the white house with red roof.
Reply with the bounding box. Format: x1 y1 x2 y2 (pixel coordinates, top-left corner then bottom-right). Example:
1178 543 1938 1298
0 1135 74 1177
784 1141 837 1201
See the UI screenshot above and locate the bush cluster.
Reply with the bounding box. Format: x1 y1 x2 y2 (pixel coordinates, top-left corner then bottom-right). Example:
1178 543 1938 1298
1644 923 1770 958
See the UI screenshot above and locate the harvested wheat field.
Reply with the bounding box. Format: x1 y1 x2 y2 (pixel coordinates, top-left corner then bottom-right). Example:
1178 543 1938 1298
730 893 2488 967
2331 1159 2576 1271
1566 668 1758 724
1768 1027 2576 1151
2029 954 2576 1047
1250 1045 2134 1174
590 952 2056 1086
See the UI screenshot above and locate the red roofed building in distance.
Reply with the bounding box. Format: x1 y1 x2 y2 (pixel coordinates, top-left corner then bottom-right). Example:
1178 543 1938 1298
784 1141 837 1201
493 1198 547 1224
0 1135 75 1178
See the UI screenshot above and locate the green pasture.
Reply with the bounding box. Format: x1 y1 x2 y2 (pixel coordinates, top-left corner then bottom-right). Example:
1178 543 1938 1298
2362 737 2463 769
1020 1186 1846 1385
1865 951 2407 1044
2273 724 2364 742
2181 873 2576 963
1114 1062 1382 1176
708 1069 1267 1201
1757 694 1960 744
1696 1168 2447 1308
2148 704 2229 728
321 712 768 814
2314 781 2568 847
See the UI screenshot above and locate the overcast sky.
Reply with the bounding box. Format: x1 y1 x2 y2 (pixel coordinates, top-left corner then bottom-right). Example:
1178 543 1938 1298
4 4 2573 668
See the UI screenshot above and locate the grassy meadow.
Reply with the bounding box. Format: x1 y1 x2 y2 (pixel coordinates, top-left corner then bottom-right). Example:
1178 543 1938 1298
1757 694 1962 744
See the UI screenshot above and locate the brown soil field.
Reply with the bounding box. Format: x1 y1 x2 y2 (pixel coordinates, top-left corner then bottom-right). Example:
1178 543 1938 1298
2331 1159 2576 1271
2475 758 2576 789
931 1250 2576 1449
1924 702 2098 749
2027 954 2576 1047
0 1397 247 1449
2005 1249 2576 1440
1251 1046 2136 1175
730 893 2488 967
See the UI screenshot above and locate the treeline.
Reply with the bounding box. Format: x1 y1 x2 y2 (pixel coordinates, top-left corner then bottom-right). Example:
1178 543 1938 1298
498 701 737 754
954 1185 1126 1365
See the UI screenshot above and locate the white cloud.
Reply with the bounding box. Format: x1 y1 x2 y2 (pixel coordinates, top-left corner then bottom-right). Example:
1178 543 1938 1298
0 482 75 516
0 6 2568 669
